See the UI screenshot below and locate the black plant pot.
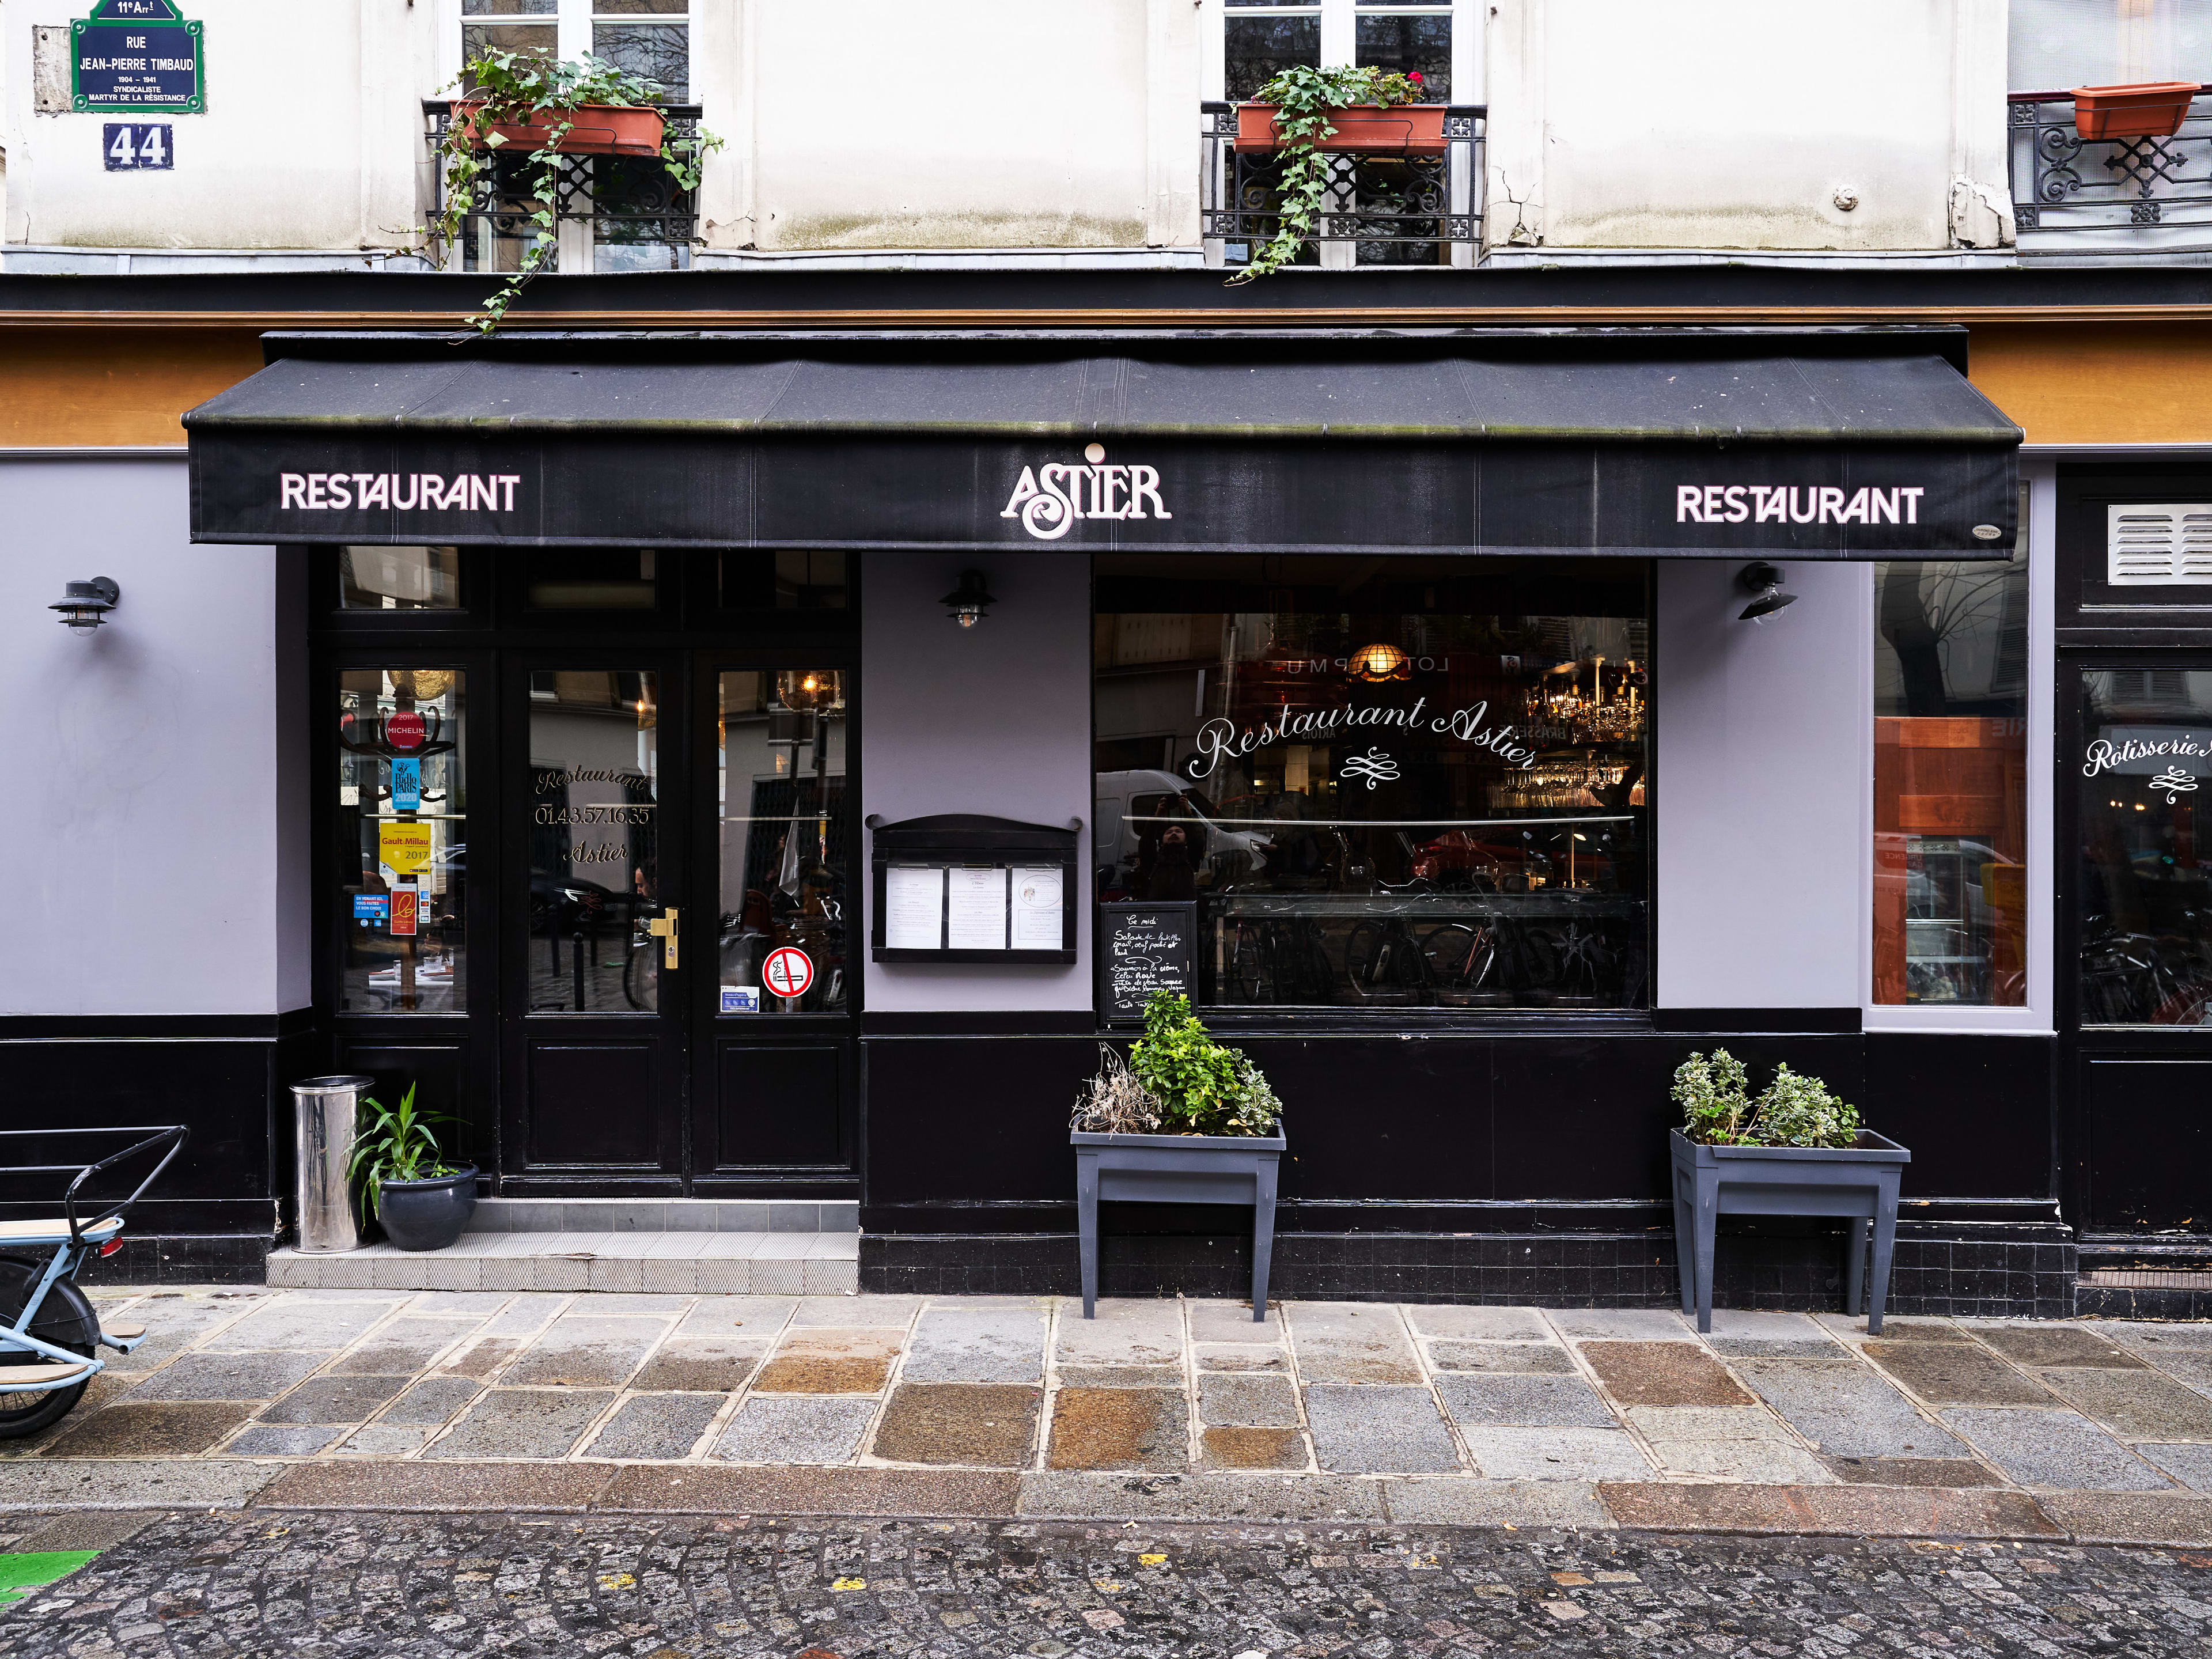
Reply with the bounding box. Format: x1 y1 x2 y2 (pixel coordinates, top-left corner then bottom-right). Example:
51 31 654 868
375 1166 478 1252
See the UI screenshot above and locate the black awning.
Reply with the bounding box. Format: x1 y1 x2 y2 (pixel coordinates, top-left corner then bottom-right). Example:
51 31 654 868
184 334 2021 558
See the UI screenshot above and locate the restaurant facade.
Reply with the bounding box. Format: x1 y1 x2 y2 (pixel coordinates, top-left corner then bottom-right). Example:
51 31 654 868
6 266 2212 1318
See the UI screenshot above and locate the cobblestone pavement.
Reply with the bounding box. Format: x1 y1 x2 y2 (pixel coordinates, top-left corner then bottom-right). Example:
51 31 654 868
4 1507 2211 1658
5 1289 2211 1543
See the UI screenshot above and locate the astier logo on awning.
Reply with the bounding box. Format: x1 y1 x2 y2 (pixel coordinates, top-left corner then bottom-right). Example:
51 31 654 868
1002 445 1172 540
1676 484 1927 525
279 472 521 511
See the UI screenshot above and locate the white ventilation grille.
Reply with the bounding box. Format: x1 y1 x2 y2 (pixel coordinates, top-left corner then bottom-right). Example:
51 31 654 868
2109 503 2212 585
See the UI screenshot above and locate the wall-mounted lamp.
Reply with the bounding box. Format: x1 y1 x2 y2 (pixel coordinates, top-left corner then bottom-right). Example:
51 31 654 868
1736 561 1796 623
940 569 996 628
50 577 120 633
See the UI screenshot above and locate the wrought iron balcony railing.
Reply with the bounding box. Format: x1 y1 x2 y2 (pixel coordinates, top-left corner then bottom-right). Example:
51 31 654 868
2009 87 2212 254
1200 101 1484 270
423 100 702 275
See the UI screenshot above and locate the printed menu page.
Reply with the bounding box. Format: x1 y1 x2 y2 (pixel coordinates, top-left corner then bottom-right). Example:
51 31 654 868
884 865 945 949
1011 866 1064 949
946 866 1009 949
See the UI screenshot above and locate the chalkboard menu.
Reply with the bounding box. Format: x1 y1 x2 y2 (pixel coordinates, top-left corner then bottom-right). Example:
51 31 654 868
1099 902 1196 1025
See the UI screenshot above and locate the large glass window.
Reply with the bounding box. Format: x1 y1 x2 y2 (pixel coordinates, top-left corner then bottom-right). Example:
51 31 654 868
338 669 467 1013
2077 669 2212 1026
528 671 659 1012
1096 556 1650 1012
718 670 849 1013
1872 559 2031 1006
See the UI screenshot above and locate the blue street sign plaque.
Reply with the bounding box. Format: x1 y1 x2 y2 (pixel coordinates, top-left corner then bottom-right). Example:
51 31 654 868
103 123 173 169
73 0 204 115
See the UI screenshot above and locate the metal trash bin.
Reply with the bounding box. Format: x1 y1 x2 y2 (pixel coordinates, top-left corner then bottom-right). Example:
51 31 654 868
291 1074 373 1253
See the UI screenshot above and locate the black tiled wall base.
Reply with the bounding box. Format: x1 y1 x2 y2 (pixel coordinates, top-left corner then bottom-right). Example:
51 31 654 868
77 1234 270 1286
862 1225 2078 1317
2074 1282 2212 1321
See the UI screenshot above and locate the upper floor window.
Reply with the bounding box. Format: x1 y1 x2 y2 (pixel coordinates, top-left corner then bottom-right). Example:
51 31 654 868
1216 0 1469 104
460 0 690 102
2010 0 2212 90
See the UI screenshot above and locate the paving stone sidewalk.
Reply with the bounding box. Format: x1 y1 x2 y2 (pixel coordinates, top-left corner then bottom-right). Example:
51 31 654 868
7 1287 2212 1544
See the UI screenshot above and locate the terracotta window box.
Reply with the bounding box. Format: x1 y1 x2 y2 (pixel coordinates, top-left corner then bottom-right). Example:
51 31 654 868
1234 102 1446 157
2070 81 2201 141
452 101 666 157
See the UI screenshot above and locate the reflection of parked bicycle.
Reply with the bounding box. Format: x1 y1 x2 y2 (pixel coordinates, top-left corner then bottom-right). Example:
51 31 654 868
1417 916 1565 1006
1228 915 1337 1005
2081 926 2212 1024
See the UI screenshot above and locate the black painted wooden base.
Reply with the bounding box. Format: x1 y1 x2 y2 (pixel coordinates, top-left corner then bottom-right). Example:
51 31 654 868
862 1222 2078 1316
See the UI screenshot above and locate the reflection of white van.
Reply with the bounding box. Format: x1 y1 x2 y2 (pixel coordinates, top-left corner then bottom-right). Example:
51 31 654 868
1094 769 1268 885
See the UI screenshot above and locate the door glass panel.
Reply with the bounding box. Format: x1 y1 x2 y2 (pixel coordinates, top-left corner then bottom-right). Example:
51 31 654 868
719 669 849 1013
2078 669 2212 1025
1225 12 1320 102
338 669 466 1012
529 671 660 1012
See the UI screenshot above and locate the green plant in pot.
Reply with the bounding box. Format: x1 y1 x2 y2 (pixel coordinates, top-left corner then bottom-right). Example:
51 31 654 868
1673 1050 1862 1149
349 1083 478 1251
1229 63 1427 285
429 49 725 335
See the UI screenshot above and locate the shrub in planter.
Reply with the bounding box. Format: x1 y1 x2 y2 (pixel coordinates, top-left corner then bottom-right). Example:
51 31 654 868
1669 1048 1908 1333
348 1082 477 1253
1070 993 1283 1319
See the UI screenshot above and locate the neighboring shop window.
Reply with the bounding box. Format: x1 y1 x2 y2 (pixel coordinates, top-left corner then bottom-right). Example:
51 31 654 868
1224 0 1455 102
528 671 660 1012
338 670 466 1013
1094 556 1651 1012
2078 669 2212 1025
718 671 849 1013
340 548 461 610
1872 559 2031 1006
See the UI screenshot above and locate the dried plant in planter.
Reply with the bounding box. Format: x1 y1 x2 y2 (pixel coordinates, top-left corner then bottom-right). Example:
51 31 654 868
1071 1043 1161 1135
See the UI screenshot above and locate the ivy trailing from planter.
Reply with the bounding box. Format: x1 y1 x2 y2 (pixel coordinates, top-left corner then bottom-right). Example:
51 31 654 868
429 49 724 335
1228 63 1425 285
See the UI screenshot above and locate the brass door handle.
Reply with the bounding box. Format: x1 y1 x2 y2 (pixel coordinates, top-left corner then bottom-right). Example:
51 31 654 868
646 907 678 970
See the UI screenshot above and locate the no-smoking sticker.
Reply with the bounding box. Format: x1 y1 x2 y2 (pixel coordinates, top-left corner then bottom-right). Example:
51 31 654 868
763 946 814 1000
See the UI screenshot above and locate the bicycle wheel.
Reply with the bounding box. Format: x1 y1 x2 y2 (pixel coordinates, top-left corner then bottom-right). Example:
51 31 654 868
622 940 655 1010
1419 923 1480 989
0 1258 99 1440
1232 925 1274 1005
1344 921 1387 997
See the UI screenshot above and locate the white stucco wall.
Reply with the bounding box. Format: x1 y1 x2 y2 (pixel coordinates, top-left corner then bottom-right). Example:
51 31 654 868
1486 0 2012 253
2 0 434 252
1655 558 1871 1010
0 460 305 1015
858 551 1094 1012
738 0 1198 251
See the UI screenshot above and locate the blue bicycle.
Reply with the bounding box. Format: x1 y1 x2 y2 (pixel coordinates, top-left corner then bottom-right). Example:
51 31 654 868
0 1126 187 1438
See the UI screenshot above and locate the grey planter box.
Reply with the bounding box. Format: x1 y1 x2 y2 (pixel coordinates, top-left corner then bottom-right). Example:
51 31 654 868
1670 1128 1911 1335
1072 1130 1285 1321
